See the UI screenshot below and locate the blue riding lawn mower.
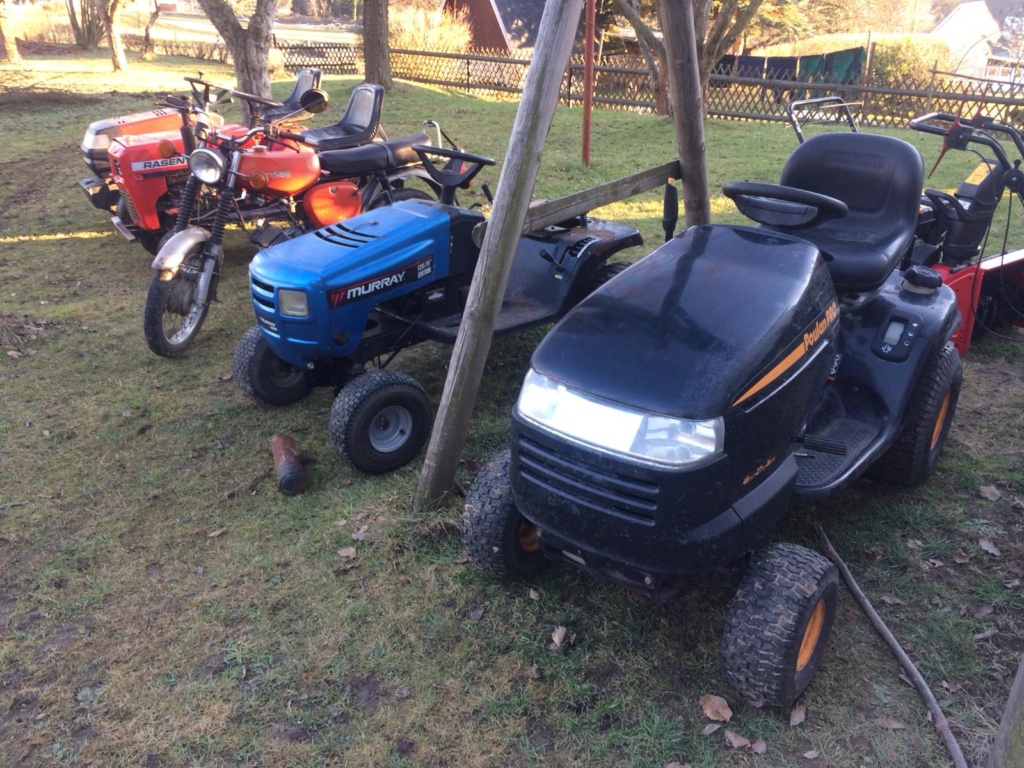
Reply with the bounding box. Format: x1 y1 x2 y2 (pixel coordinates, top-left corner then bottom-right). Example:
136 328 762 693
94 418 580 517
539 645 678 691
461 130 965 708
232 145 643 474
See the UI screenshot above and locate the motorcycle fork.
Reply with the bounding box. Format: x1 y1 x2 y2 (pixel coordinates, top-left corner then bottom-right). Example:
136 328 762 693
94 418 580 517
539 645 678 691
192 163 237 307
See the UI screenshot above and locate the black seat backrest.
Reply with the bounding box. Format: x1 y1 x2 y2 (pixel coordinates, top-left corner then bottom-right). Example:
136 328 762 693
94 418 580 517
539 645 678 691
298 83 385 151
773 132 924 294
262 68 323 123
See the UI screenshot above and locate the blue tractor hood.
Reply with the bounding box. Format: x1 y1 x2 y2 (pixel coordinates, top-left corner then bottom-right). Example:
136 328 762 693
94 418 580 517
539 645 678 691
528 225 837 419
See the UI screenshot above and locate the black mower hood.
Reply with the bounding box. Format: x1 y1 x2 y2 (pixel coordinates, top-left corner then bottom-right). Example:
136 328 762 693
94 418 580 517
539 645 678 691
528 225 835 419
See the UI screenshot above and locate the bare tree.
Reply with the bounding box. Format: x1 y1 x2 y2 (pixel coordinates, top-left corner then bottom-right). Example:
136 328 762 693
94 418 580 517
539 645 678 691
100 0 129 71
141 0 161 61
66 0 104 49
196 0 276 123
0 0 21 65
363 0 392 90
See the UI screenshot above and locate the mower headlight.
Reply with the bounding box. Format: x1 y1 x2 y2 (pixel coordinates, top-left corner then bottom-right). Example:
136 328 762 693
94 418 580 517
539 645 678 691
516 369 723 467
278 289 309 318
188 148 226 184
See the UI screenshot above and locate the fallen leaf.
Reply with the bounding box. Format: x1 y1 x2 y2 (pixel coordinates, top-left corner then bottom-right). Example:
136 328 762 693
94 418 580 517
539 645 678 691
803 749 820 759
351 526 368 541
353 511 367 521
980 538 1002 557
790 702 806 726
907 538 923 549
953 552 972 564
941 680 958 693
6 350 21 359
750 737 767 754
218 373 232 382
699 694 733 722
1006 579 1021 589
974 627 998 641
337 547 358 559
548 625 567 651
723 730 750 749
701 723 721 736
874 716 906 730
196 566 204 576
393 686 410 699
335 518 347 527
925 558 945 569
466 604 487 621
974 604 995 618
529 589 540 601
455 552 472 565
881 595 905 606
1013 497 1024 510
207 527 226 538
665 763 692 768
865 546 883 559
980 485 1002 501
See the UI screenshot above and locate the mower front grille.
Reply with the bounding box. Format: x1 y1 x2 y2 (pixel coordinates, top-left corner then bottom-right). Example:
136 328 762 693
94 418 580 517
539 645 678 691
251 277 277 311
517 435 658 523
119 191 139 225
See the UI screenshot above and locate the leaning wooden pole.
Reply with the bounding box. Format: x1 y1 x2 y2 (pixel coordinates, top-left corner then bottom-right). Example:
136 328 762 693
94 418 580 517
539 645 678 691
415 0 585 510
656 0 711 227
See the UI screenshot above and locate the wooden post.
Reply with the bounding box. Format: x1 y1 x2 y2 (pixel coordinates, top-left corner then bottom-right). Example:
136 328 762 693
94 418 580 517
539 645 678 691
991 654 1024 767
583 0 595 166
414 0 586 510
656 0 711 227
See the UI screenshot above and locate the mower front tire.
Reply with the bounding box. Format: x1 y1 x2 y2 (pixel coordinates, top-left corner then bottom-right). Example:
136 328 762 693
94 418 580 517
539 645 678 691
721 542 839 708
328 370 430 474
462 450 547 582
232 326 311 406
869 343 962 486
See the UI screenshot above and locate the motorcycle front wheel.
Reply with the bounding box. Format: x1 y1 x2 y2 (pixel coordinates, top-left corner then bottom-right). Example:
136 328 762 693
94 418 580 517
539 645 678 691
143 260 210 358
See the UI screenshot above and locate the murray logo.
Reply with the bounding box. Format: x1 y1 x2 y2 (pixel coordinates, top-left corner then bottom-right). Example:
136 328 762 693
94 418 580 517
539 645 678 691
328 256 433 308
131 156 189 173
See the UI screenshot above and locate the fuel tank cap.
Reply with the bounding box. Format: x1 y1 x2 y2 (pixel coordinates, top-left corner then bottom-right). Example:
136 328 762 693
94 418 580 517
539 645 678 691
902 265 942 294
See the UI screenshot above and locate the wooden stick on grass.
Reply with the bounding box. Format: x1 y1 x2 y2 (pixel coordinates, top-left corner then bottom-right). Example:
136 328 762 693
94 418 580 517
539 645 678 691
814 522 968 768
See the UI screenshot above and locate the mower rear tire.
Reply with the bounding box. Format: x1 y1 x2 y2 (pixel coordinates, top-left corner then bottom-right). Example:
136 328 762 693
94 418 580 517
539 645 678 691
869 343 962 486
587 261 631 294
462 449 547 581
232 326 311 405
721 542 839 708
328 370 430 474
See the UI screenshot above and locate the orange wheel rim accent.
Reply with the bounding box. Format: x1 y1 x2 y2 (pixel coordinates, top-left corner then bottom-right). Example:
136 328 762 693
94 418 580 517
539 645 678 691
931 391 952 450
518 521 540 552
797 599 826 672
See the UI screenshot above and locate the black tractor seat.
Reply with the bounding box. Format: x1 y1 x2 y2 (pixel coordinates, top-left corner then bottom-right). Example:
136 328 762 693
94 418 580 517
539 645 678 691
767 132 924 294
261 68 323 123
300 83 385 151
317 133 429 176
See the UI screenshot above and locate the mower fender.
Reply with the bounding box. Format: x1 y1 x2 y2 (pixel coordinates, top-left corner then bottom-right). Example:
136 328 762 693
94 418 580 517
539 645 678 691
152 227 211 275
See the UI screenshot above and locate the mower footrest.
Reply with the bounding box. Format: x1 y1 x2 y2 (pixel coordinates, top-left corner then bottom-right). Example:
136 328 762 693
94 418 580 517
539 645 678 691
418 296 552 344
795 418 876 492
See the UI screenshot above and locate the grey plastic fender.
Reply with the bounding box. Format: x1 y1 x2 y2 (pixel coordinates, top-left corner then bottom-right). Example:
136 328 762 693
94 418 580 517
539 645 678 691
151 226 210 274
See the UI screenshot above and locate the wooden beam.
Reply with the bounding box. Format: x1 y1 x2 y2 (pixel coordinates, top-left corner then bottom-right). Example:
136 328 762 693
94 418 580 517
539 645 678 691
657 0 711 227
472 160 682 245
415 0 586 510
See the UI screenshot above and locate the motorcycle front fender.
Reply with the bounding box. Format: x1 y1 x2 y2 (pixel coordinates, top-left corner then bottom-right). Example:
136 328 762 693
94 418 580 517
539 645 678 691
151 226 210 274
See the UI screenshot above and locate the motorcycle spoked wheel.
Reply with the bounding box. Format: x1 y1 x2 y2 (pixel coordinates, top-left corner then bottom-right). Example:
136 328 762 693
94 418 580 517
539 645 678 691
143 249 210 358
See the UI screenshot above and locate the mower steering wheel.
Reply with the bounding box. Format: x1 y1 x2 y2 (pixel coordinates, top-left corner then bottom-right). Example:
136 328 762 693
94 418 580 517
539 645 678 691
231 89 284 110
413 144 495 191
723 181 848 228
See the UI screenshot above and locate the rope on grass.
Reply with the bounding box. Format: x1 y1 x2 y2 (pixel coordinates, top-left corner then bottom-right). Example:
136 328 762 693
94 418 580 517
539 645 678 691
814 522 969 768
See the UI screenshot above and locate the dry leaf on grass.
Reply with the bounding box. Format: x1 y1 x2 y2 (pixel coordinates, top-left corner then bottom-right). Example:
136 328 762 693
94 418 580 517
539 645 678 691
974 627 998 641
466 604 487 621
979 485 1002 501
699 693 733 722
548 625 567 651
881 595 905 606
804 749 820 759
873 715 906 730
528 588 540 600
701 723 721 736
665 763 692 768
337 547 358 559
974 604 995 618
750 738 767 754
790 702 806 726
980 538 1002 557
1007 579 1022 589
351 526 368 541
723 730 750 749
207 527 226 538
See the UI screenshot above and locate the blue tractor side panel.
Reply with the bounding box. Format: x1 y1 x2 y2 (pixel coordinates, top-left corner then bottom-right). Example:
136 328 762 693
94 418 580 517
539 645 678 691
248 201 451 367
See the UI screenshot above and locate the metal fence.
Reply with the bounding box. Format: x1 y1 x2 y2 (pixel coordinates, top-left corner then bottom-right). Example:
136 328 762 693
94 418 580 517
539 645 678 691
275 42 1024 127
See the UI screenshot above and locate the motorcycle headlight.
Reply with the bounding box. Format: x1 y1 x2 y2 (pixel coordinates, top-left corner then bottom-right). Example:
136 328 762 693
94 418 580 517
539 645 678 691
278 289 309 318
516 368 724 467
189 148 226 184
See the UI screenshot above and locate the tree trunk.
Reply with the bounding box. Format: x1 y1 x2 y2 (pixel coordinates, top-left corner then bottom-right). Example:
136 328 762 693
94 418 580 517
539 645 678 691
196 0 275 124
141 0 160 61
363 0 392 90
0 0 21 65
102 0 128 72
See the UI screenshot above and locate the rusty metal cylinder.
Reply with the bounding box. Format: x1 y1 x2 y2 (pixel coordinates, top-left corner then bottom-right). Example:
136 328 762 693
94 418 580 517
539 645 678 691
270 433 306 496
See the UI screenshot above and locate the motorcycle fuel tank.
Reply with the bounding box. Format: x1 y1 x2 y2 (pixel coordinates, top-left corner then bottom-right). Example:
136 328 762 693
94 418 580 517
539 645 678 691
238 146 321 198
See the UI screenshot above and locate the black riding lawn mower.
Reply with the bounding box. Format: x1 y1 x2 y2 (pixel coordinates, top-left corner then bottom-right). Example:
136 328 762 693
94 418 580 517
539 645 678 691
462 129 964 707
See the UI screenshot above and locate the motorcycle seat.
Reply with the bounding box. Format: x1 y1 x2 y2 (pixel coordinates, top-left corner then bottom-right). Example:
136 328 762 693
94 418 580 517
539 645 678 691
769 132 924 294
317 133 429 176
300 83 385 151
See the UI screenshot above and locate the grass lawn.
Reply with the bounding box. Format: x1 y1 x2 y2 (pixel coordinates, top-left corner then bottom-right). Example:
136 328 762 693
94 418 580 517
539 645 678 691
1 49 1023 767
